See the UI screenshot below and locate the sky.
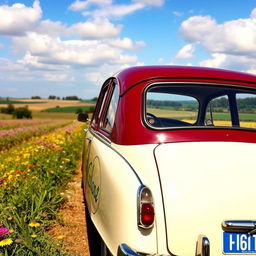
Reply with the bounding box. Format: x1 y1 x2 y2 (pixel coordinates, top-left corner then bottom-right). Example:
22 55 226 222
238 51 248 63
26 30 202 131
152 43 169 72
0 0 256 99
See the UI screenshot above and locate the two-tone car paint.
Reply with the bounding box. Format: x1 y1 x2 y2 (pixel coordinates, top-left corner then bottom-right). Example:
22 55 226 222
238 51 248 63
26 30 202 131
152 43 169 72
79 66 256 256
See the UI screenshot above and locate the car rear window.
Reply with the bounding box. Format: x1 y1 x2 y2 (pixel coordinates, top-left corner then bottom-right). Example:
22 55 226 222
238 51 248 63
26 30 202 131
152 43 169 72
144 84 256 130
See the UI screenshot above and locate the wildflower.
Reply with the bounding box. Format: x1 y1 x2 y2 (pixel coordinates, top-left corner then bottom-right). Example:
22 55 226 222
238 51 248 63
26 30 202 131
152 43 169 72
0 238 13 247
28 222 40 227
49 170 55 174
0 178 4 183
7 216 13 221
0 227 9 237
57 235 64 240
31 234 37 238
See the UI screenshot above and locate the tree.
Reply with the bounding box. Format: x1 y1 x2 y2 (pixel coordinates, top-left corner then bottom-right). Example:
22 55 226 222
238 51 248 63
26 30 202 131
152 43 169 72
13 106 32 119
48 95 57 100
0 104 15 114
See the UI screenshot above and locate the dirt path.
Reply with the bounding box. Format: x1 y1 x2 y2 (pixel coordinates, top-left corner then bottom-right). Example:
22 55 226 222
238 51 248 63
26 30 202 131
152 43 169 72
48 167 90 256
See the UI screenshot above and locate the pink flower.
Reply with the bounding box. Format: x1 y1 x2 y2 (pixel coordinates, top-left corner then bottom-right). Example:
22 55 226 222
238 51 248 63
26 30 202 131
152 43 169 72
0 227 9 238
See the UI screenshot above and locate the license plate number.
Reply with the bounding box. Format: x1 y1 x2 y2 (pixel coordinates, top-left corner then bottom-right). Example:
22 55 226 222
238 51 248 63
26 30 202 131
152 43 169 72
223 232 256 254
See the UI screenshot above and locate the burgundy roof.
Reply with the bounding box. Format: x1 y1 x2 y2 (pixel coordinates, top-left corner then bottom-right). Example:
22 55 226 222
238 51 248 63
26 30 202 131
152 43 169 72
114 66 256 95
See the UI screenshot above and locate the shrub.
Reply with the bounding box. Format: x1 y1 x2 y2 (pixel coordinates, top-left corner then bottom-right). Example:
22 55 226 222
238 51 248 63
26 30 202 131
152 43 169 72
13 107 32 119
0 104 15 114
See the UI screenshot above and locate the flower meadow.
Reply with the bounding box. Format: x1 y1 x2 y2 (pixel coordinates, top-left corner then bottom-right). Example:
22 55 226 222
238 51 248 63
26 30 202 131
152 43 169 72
0 120 71 151
0 121 85 255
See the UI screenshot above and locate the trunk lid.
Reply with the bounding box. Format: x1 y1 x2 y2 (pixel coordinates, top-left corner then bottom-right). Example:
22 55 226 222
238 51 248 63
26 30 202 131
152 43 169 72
154 141 256 256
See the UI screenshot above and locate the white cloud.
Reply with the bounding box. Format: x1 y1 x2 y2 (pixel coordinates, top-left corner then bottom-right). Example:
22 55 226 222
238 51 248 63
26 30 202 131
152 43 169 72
180 10 256 56
108 37 146 50
0 0 42 36
134 0 164 7
175 44 195 59
69 0 163 18
12 32 139 68
179 8 256 72
36 20 69 37
82 3 144 19
43 73 74 82
199 53 256 74
69 0 112 11
71 19 122 39
85 71 105 84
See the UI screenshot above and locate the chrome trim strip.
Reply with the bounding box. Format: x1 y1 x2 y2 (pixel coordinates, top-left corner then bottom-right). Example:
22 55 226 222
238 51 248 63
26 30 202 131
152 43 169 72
117 244 170 256
142 81 256 131
88 128 143 185
222 220 256 234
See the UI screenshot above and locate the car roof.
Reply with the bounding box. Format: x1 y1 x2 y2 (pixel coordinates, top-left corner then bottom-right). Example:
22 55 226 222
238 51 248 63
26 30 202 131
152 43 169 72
114 66 256 95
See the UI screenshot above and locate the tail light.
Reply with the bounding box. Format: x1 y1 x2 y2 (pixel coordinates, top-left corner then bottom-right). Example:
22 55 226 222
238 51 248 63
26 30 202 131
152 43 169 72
137 186 154 229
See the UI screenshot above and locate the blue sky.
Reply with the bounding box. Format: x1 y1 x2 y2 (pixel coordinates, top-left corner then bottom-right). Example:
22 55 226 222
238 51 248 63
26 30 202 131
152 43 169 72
0 0 256 99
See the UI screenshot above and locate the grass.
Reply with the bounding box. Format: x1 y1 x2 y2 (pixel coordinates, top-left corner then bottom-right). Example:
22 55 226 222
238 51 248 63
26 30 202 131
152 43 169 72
0 123 85 255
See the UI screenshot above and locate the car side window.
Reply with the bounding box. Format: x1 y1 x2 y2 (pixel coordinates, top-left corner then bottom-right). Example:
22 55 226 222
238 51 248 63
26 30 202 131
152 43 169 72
101 83 119 133
236 93 256 129
91 82 110 128
205 95 232 126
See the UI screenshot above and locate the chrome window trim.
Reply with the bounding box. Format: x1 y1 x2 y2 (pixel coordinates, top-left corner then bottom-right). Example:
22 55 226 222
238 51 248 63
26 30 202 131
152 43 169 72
100 79 120 134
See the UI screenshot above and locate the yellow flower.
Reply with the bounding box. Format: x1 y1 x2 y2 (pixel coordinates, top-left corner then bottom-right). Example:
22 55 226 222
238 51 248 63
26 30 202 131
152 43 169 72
28 222 40 227
0 238 13 247
7 216 13 221
57 235 64 240
31 234 37 238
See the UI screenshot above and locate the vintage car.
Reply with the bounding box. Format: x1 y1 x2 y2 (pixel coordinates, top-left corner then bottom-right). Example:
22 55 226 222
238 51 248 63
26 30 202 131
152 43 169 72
78 66 256 256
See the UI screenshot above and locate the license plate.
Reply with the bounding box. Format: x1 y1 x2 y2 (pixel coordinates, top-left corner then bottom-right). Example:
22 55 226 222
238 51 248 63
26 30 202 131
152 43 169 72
223 232 256 254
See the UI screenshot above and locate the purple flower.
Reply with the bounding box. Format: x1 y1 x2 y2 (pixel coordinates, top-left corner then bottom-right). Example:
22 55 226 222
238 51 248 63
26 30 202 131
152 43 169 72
0 178 5 183
0 227 9 238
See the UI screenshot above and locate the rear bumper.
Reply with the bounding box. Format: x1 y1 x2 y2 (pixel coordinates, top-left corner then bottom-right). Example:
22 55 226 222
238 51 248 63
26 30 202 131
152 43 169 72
117 244 169 256
117 235 210 256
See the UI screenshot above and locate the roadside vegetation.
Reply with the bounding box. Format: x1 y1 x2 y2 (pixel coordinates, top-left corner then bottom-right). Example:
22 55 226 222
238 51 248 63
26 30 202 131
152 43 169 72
0 121 85 255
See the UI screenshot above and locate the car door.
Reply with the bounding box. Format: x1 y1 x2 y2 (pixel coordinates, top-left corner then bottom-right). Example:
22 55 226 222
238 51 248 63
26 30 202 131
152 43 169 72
83 79 114 213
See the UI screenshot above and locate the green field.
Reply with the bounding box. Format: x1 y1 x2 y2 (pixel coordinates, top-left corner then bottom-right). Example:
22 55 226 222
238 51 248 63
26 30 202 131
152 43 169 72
43 105 94 113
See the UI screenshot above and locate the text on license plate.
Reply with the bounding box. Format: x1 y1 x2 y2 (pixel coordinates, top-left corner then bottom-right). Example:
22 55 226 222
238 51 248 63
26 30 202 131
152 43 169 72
223 232 256 254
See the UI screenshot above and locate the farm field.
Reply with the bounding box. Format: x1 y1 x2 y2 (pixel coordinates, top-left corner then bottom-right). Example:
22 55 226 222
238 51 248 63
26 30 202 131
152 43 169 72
0 99 95 120
0 118 86 255
0 99 94 111
148 108 256 128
